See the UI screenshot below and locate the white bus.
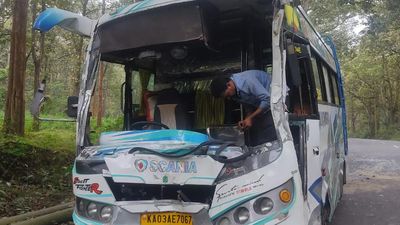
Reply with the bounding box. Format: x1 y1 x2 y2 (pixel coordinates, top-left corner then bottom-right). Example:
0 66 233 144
33 0 348 224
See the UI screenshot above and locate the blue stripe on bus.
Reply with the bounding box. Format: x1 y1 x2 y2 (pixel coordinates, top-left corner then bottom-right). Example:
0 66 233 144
73 212 103 225
308 177 323 205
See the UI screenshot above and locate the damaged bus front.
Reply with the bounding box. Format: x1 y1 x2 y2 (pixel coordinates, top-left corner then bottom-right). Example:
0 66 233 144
33 0 347 224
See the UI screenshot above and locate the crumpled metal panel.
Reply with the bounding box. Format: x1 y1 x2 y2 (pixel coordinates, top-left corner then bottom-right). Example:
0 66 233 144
99 130 208 146
76 35 101 153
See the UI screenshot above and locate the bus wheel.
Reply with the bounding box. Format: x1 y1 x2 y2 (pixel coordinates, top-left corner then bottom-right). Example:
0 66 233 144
343 160 347 184
322 201 331 225
340 161 346 200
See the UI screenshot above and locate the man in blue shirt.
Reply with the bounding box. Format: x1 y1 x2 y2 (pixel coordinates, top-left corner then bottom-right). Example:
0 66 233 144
210 70 277 146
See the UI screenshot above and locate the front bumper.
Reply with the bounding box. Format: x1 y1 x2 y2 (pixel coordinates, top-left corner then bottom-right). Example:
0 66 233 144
72 197 302 225
73 209 304 225
72 177 303 225
73 205 214 225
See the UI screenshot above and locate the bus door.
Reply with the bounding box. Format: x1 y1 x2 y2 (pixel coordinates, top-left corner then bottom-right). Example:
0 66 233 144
286 38 323 221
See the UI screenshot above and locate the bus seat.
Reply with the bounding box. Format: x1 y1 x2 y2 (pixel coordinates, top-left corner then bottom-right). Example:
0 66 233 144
153 88 189 130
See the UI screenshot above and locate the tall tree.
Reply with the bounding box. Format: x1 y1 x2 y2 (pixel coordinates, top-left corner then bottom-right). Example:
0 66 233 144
4 0 29 135
31 0 46 130
0 0 12 69
72 0 89 96
96 0 107 127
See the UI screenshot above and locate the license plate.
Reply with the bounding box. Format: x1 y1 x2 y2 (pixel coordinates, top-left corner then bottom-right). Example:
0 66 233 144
140 212 193 225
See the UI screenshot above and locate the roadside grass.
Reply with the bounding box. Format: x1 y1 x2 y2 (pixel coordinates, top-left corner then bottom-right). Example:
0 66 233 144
0 113 122 217
0 112 123 154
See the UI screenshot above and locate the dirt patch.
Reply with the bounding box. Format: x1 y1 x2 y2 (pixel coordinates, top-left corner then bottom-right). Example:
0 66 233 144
345 176 400 194
0 141 75 217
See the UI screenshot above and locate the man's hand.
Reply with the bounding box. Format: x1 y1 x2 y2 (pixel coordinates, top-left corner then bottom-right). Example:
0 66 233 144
239 117 253 130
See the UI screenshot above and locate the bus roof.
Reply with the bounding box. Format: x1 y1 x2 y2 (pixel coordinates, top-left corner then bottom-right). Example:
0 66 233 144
98 0 193 26
98 0 274 27
96 0 275 62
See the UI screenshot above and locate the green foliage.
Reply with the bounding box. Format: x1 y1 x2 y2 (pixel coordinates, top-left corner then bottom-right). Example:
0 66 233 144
90 116 124 144
306 0 400 140
0 112 76 217
0 67 6 78
0 67 7 110
0 133 75 217
0 113 75 154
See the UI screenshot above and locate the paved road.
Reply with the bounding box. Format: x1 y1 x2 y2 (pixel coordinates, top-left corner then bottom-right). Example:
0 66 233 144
331 138 400 225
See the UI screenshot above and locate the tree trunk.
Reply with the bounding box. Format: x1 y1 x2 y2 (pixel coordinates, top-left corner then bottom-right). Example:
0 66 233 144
349 96 356 133
72 0 89 96
73 37 84 96
368 103 376 138
375 97 379 135
96 63 105 127
31 0 45 131
96 0 106 127
3 0 29 136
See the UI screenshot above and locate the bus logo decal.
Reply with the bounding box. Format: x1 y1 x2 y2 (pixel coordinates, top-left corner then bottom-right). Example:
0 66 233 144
135 159 148 172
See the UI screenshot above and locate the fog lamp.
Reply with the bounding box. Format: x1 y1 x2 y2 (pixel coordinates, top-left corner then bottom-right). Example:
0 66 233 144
78 199 85 213
218 217 231 225
100 206 113 222
234 207 250 224
87 202 98 219
254 197 274 214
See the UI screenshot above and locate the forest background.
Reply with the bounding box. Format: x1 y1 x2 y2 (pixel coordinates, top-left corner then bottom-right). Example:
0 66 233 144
0 0 400 217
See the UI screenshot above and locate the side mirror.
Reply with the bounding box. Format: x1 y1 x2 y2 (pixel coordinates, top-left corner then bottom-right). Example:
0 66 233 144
67 96 79 118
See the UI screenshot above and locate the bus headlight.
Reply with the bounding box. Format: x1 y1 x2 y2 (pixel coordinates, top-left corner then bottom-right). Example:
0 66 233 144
216 142 282 183
76 198 114 222
87 202 98 219
234 207 250 224
213 178 294 224
100 206 113 222
253 197 274 215
78 199 85 213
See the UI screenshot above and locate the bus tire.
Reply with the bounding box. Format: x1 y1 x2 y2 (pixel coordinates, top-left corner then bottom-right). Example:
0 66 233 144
339 161 346 200
343 160 347 184
321 199 331 225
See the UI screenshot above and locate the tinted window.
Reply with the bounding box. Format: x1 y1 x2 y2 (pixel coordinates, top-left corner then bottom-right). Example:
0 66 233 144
330 70 340 105
316 60 328 102
311 58 323 101
321 65 332 103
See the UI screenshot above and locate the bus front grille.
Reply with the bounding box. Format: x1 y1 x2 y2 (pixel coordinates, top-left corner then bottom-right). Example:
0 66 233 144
105 177 215 204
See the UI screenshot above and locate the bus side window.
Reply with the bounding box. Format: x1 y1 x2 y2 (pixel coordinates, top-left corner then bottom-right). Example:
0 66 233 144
286 43 319 116
316 60 328 102
311 57 323 101
321 65 333 104
330 70 340 105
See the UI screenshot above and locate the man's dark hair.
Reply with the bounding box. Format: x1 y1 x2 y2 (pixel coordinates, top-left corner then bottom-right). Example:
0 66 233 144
210 77 230 97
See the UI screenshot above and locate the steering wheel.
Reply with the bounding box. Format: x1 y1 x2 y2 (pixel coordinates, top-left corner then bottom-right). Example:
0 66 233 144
131 121 170 130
